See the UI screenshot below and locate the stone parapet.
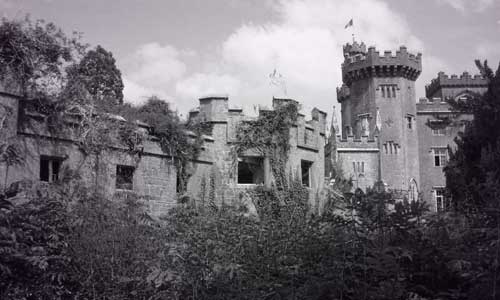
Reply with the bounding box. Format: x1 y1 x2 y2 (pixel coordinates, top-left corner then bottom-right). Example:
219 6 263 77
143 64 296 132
425 71 488 98
341 44 422 85
336 135 379 150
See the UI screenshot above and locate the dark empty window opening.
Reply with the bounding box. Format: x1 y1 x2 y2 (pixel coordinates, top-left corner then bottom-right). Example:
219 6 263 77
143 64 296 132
407 116 413 129
40 156 62 182
237 157 264 184
301 160 313 187
116 165 135 190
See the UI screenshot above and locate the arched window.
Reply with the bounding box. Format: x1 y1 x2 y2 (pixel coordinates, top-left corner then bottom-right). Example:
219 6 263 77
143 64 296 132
409 179 418 202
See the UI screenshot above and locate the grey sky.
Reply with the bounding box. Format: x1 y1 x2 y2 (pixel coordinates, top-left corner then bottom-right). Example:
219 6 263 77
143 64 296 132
1 0 499 119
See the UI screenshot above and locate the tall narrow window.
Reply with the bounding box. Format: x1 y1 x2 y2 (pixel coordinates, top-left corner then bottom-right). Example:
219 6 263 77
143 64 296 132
116 165 135 190
301 160 313 187
406 116 413 129
432 148 447 167
381 87 385 97
345 126 353 136
40 156 62 182
392 86 396 98
360 116 369 136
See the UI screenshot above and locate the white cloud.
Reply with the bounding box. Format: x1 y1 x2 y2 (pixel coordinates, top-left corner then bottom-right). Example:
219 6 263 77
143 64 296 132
122 0 447 121
437 0 496 12
476 41 500 63
175 73 242 100
124 43 186 90
122 77 171 106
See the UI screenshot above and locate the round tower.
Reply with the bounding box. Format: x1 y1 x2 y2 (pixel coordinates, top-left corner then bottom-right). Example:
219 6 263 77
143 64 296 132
337 41 422 194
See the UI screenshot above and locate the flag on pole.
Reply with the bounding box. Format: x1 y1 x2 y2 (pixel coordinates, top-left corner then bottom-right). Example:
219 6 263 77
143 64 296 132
344 18 353 29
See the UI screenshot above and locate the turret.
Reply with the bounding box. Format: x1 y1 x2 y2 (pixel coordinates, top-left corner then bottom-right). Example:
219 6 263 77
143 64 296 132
336 42 421 194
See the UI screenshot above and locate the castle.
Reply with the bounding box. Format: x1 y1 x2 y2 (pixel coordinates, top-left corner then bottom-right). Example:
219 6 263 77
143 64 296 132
0 41 490 215
326 41 488 211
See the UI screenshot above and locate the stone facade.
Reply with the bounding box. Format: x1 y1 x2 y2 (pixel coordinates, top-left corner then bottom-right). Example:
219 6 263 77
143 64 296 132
327 41 489 211
417 72 487 211
187 96 327 212
332 41 421 200
0 88 177 216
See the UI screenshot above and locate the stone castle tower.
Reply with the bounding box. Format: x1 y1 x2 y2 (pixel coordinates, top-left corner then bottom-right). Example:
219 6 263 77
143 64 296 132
336 41 422 196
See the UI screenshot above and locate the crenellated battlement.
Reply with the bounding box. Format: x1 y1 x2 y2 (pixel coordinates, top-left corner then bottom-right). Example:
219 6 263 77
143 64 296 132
425 71 488 98
336 135 379 150
341 44 422 85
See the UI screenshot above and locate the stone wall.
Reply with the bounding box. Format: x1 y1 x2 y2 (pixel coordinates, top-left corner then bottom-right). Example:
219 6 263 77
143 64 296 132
416 98 473 211
187 96 327 211
0 90 177 216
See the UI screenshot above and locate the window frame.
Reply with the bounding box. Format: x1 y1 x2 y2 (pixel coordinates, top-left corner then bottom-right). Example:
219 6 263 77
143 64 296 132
432 127 446 136
301 160 313 188
116 165 135 190
237 156 265 185
40 155 63 183
432 147 448 167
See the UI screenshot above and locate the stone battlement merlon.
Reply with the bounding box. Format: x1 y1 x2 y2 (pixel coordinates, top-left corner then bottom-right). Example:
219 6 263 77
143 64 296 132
425 71 488 98
336 135 378 149
341 44 422 85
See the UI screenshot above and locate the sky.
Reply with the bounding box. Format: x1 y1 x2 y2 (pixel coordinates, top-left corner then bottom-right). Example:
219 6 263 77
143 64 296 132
1 0 500 120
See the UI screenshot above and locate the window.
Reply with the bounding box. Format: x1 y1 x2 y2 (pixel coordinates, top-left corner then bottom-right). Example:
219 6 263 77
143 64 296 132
352 161 365 174
40 156 62 182
380 85 397 98
116 165 135 190
384 141 398 154
345 125 353 136
359 115 370 136
301 160 313 187
432 127 446 136
434 188 451 212
406 115 413 129
432 148 447 167
238 157 264 184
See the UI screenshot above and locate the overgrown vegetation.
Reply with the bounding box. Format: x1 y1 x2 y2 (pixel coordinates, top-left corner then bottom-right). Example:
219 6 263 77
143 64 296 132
231 102 298 189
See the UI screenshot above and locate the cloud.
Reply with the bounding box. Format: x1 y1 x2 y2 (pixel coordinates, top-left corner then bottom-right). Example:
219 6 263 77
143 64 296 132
475 41 500 63
122 0 445 120
437 0 496 12
123 43 187 90
122 77 171 106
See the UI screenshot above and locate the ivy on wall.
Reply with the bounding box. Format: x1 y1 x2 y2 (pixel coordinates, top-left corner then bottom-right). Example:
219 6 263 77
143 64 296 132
231 103 298 190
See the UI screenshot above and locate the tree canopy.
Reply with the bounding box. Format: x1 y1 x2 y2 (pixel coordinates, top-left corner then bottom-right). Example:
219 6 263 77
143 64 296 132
66 45 124 106
445 61 500 215
0 17 85 97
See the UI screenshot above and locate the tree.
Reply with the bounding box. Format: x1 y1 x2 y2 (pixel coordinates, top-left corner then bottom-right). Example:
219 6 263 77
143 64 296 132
0 16 85 97
66 45 124 106
445 60 500 215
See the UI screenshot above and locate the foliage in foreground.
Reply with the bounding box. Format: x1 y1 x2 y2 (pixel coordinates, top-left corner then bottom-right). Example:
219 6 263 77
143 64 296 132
1 180 500 300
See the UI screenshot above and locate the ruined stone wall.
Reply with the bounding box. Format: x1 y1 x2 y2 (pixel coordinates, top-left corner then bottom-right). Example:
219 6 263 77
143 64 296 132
0 91 177 216
187 96 327 211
